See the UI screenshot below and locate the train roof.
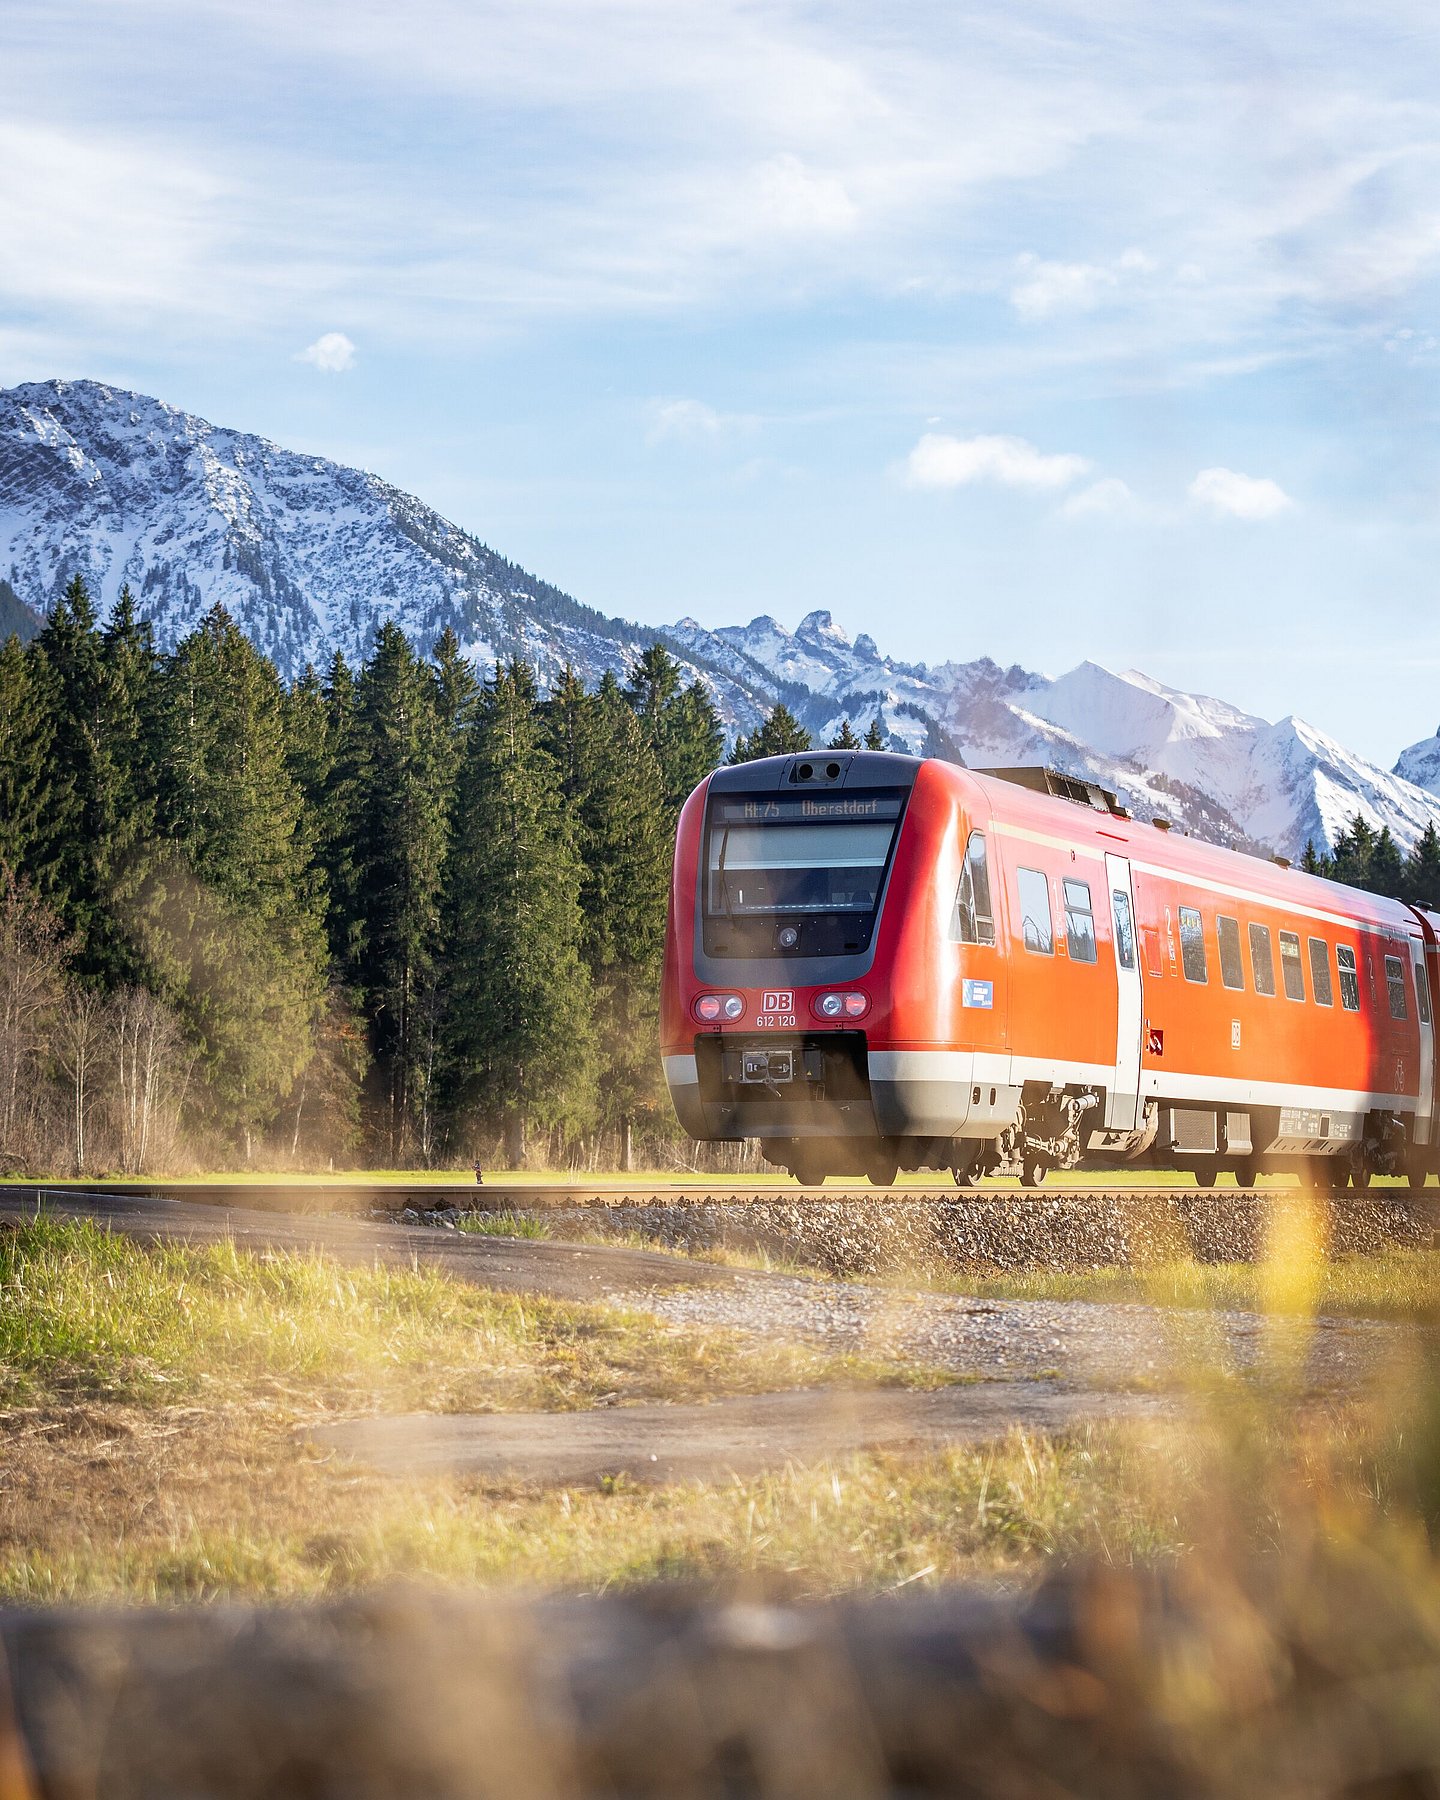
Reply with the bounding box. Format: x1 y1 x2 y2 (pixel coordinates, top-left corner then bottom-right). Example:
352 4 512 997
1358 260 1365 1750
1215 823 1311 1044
950 760 1420 937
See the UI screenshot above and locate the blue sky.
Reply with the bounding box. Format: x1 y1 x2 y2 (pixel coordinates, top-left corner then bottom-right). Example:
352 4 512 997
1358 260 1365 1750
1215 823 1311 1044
3 0 1439 762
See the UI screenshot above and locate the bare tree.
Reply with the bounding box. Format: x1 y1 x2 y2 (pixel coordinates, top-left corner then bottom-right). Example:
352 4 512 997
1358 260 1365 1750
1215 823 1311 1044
54 985 108 1173
108 986 194 1174
0 866 66 1163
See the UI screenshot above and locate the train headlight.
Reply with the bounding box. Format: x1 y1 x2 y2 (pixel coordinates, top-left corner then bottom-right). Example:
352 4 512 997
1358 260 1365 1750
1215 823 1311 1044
776 925 800 950
694 992 745 1023
813 991 869 1020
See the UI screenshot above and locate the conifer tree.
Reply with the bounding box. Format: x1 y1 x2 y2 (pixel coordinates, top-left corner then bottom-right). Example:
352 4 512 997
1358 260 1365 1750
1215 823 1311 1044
30 577 159 981
94 585 162 977
283 664 333 811
443 658 593 1164
1404 822 1440 911
1330 814 1376 889
729 702 810 764
316 651 363 971
1300 838 1331 877
828 718 860 749
543 669 668 1168
431 625 479 743
0 635 55 882
349 622 451 1159
145 606 326 1154
1369 826 1404 900
624 645 723 815
864 712 887 751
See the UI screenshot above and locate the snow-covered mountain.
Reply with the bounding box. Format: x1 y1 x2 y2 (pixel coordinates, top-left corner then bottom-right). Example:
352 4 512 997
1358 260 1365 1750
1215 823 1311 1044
2 376 1436 862
0 378 772 733
1395 727 1440 799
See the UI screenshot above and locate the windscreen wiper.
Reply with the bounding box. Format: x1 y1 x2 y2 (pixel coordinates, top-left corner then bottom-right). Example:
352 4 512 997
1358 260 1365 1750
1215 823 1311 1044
714 827 736 920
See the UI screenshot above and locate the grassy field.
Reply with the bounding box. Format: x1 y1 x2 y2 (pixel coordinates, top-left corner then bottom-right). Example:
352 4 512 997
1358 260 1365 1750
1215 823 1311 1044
2 1216 1438 1607
0 1216 1169 1602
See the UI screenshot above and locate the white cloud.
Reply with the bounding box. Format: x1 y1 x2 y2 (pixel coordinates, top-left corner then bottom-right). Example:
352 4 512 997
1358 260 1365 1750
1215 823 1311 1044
298 331 356 372
1188 466 1294 520
905 432 1090 492
1060 477 1139 519
645 396 755 444
1011 249 1155 319
752 154 858 237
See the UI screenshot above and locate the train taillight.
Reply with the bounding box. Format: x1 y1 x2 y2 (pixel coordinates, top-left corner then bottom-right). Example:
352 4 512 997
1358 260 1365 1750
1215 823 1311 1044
813 991 869 1020
694 993 745 1023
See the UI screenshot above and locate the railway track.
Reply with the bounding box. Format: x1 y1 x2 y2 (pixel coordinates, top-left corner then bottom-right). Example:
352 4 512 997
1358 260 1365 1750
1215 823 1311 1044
5 1177 1435 1212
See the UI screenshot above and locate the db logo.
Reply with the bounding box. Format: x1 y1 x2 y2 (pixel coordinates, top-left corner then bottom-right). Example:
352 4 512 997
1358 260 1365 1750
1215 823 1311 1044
762 991 794 1013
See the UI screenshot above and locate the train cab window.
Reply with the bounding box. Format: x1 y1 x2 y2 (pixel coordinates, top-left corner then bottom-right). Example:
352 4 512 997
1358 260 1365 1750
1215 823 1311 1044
1417 961 1432 1025
1249 923 1276 997
1063 880 1097 963
1216 916 1245 990
1111 890 1136 970
1016 867 1053 955
952 831 996 946
1385 954 1409 1020
1279 931 1306 1002
1308 938 1334 1006
1178 907 1207 982
1336 944 1361 1012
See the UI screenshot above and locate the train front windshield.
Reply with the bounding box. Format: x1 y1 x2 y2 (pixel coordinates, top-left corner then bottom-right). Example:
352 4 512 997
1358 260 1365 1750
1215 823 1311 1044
703 789 909 955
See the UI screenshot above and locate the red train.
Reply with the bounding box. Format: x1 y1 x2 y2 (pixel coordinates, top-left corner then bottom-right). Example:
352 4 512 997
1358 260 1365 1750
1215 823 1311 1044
660 750 1438 1187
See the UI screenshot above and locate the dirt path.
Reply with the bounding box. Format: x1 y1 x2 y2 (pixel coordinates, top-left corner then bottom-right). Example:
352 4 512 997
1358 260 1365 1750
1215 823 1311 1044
0 1187 732 1304
310 1383 1171 1486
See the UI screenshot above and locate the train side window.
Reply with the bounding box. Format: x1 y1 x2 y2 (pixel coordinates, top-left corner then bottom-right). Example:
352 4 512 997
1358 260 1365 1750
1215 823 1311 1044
1249 923 1276 996
1336 944 1361 1011
1216 915 1245 990
1308 937 1334 1006
1279 931 1305 1002
1417 961 1432 1025
1178 906 1207 982
1016 867 1053 955
1063 880 1097 963
1385 954 1409 1020
1111 891 1136 970
952 831 996 946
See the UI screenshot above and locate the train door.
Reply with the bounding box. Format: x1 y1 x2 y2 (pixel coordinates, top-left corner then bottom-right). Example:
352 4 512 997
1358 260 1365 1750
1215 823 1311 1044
1104 853 1143 1130
1413 935 1435 1146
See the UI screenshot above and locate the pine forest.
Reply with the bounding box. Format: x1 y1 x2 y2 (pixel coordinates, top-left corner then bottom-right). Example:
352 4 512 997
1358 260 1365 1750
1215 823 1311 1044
0 580 754 1174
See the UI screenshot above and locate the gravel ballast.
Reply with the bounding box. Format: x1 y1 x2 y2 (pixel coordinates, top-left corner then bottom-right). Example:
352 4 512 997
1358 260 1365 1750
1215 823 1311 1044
412 1190 1438 1280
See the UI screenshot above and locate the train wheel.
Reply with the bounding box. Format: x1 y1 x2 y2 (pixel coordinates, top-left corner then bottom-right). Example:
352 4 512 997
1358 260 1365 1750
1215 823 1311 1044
789 1144 828 1186
866 1157 898 1188
950 1143 984 1187
1193 1160 1220 1189
1234 1158 1259 1190
1020 1155 1046 1188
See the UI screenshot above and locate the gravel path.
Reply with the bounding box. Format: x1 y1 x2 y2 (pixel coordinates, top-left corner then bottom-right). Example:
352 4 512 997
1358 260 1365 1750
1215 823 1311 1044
621 1269 1399 1389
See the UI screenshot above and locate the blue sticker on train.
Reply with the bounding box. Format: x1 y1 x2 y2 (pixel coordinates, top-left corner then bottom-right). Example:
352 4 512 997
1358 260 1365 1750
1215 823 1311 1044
962 979 993 1009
